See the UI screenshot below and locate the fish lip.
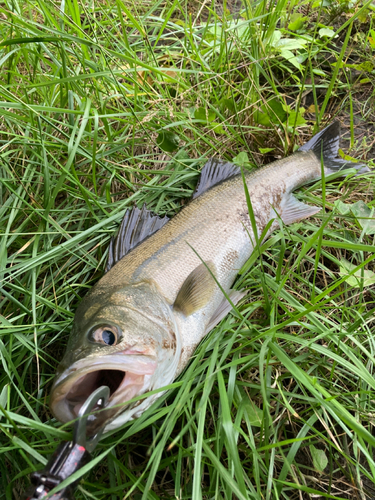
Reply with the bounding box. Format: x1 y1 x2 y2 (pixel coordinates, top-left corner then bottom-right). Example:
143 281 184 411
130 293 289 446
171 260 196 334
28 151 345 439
50 353 157 424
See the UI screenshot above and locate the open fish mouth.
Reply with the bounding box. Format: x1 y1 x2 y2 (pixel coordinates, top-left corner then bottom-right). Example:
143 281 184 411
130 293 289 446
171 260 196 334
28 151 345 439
50 353 157 425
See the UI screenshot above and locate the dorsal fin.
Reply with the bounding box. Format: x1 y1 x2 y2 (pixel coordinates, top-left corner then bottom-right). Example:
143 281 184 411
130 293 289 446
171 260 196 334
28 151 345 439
193 159 241 199
106 205 169 272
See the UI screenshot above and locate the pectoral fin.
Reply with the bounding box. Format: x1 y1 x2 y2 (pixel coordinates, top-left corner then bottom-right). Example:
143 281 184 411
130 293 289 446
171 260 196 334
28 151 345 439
173 262 217 316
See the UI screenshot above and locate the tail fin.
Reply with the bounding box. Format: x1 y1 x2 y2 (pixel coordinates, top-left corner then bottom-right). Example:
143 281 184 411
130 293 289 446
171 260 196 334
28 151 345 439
298 121 369 175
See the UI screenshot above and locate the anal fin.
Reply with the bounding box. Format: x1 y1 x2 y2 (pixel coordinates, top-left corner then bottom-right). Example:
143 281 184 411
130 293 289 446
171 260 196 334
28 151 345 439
280 195 320 225
205 289 247 334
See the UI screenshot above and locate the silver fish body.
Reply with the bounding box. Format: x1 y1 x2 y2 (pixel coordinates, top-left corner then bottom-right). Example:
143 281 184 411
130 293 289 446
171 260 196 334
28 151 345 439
50 122 367 432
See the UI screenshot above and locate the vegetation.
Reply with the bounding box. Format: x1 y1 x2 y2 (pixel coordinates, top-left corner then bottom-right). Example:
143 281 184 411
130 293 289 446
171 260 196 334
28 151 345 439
1 0 375 498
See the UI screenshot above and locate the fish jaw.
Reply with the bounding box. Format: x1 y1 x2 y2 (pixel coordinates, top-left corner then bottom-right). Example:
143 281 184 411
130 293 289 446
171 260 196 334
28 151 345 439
50 352 157 425
50 280 183 432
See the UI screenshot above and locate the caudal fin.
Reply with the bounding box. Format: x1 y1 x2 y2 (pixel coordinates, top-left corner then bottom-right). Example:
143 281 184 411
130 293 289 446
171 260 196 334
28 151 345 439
298 121 369 175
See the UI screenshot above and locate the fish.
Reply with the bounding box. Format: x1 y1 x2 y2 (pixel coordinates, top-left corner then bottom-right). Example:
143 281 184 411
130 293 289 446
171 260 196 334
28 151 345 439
50 121 368 433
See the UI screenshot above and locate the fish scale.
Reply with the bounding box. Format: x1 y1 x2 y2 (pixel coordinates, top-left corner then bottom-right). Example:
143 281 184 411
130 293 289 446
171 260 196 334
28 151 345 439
50 121 368 433
95 150 320 326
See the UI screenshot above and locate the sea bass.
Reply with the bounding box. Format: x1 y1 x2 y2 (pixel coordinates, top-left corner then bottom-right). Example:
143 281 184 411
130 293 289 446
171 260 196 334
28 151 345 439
50 122 367 433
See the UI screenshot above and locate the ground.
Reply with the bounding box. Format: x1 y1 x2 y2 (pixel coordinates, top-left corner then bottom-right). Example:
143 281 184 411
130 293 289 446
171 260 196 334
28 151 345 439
1 1 375 499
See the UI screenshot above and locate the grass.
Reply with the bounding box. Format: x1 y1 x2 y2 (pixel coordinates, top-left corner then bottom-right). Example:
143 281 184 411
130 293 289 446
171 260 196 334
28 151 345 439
1 0 375 498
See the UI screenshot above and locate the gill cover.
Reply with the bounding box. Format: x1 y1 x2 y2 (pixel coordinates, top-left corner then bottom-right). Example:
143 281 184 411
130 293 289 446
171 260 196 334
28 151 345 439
50 281 181 431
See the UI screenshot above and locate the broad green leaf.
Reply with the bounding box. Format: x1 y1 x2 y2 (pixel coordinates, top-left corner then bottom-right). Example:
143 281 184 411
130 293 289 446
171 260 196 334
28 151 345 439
288 13 307 32
358 61 373 71
226 20 250 40
208 19 247 37
358 8 369 23
267 98 287 122
334 200 375 235
296 53 308 64
287 109 306 126
210 122 225 134
312 68 326 77
220 98 235 112
232 151 250 167
156 131 179 152
319 28 336 38
255 98 287 126
265 29 282 47
254 110 270 126
339 259 375 288
280 49 303 70
244 400 263 427
309 445 328 473
259 147 274 154
368 30 375 49
339 61 373 72
334 199 351 215
276 38 308 50
194 106 216 123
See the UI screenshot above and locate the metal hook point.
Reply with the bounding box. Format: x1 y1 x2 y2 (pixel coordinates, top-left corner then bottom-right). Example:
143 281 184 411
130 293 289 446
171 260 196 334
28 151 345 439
73 385 110 453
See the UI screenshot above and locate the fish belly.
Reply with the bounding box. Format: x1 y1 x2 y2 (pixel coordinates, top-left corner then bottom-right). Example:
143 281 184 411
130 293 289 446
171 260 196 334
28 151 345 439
98 151 321 355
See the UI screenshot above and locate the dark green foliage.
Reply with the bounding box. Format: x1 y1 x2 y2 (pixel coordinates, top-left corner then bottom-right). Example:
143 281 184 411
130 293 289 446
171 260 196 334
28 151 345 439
1 0 375 499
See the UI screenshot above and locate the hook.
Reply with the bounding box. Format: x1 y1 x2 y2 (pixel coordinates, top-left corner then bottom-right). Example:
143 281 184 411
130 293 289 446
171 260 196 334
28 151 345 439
73 385 110 453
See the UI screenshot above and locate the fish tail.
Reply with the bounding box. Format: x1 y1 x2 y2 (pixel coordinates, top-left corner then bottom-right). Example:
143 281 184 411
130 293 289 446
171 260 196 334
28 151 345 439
298 121 369 175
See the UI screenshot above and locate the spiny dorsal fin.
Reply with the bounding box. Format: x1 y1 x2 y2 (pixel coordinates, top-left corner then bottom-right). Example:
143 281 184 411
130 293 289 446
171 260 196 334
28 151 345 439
106 205 169 272
173 261 217 316
193 159 241 199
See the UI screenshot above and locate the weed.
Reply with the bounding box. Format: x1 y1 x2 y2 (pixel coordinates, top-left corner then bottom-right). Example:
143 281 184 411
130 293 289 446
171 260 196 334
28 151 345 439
0 0 375 499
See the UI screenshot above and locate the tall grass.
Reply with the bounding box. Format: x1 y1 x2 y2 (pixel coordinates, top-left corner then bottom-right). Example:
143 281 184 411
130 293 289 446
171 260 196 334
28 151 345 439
1 0 375 499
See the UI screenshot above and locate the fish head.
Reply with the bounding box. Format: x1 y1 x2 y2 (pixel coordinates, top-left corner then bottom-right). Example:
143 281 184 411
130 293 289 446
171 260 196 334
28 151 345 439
50 280 180 432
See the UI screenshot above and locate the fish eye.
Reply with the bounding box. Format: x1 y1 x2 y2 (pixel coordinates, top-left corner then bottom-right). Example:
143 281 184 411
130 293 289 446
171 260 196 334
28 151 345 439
88 325 120 346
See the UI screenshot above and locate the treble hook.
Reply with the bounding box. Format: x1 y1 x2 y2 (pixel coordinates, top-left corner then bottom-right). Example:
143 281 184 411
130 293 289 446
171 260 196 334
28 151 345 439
24 386 110 500
73 385 110 453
